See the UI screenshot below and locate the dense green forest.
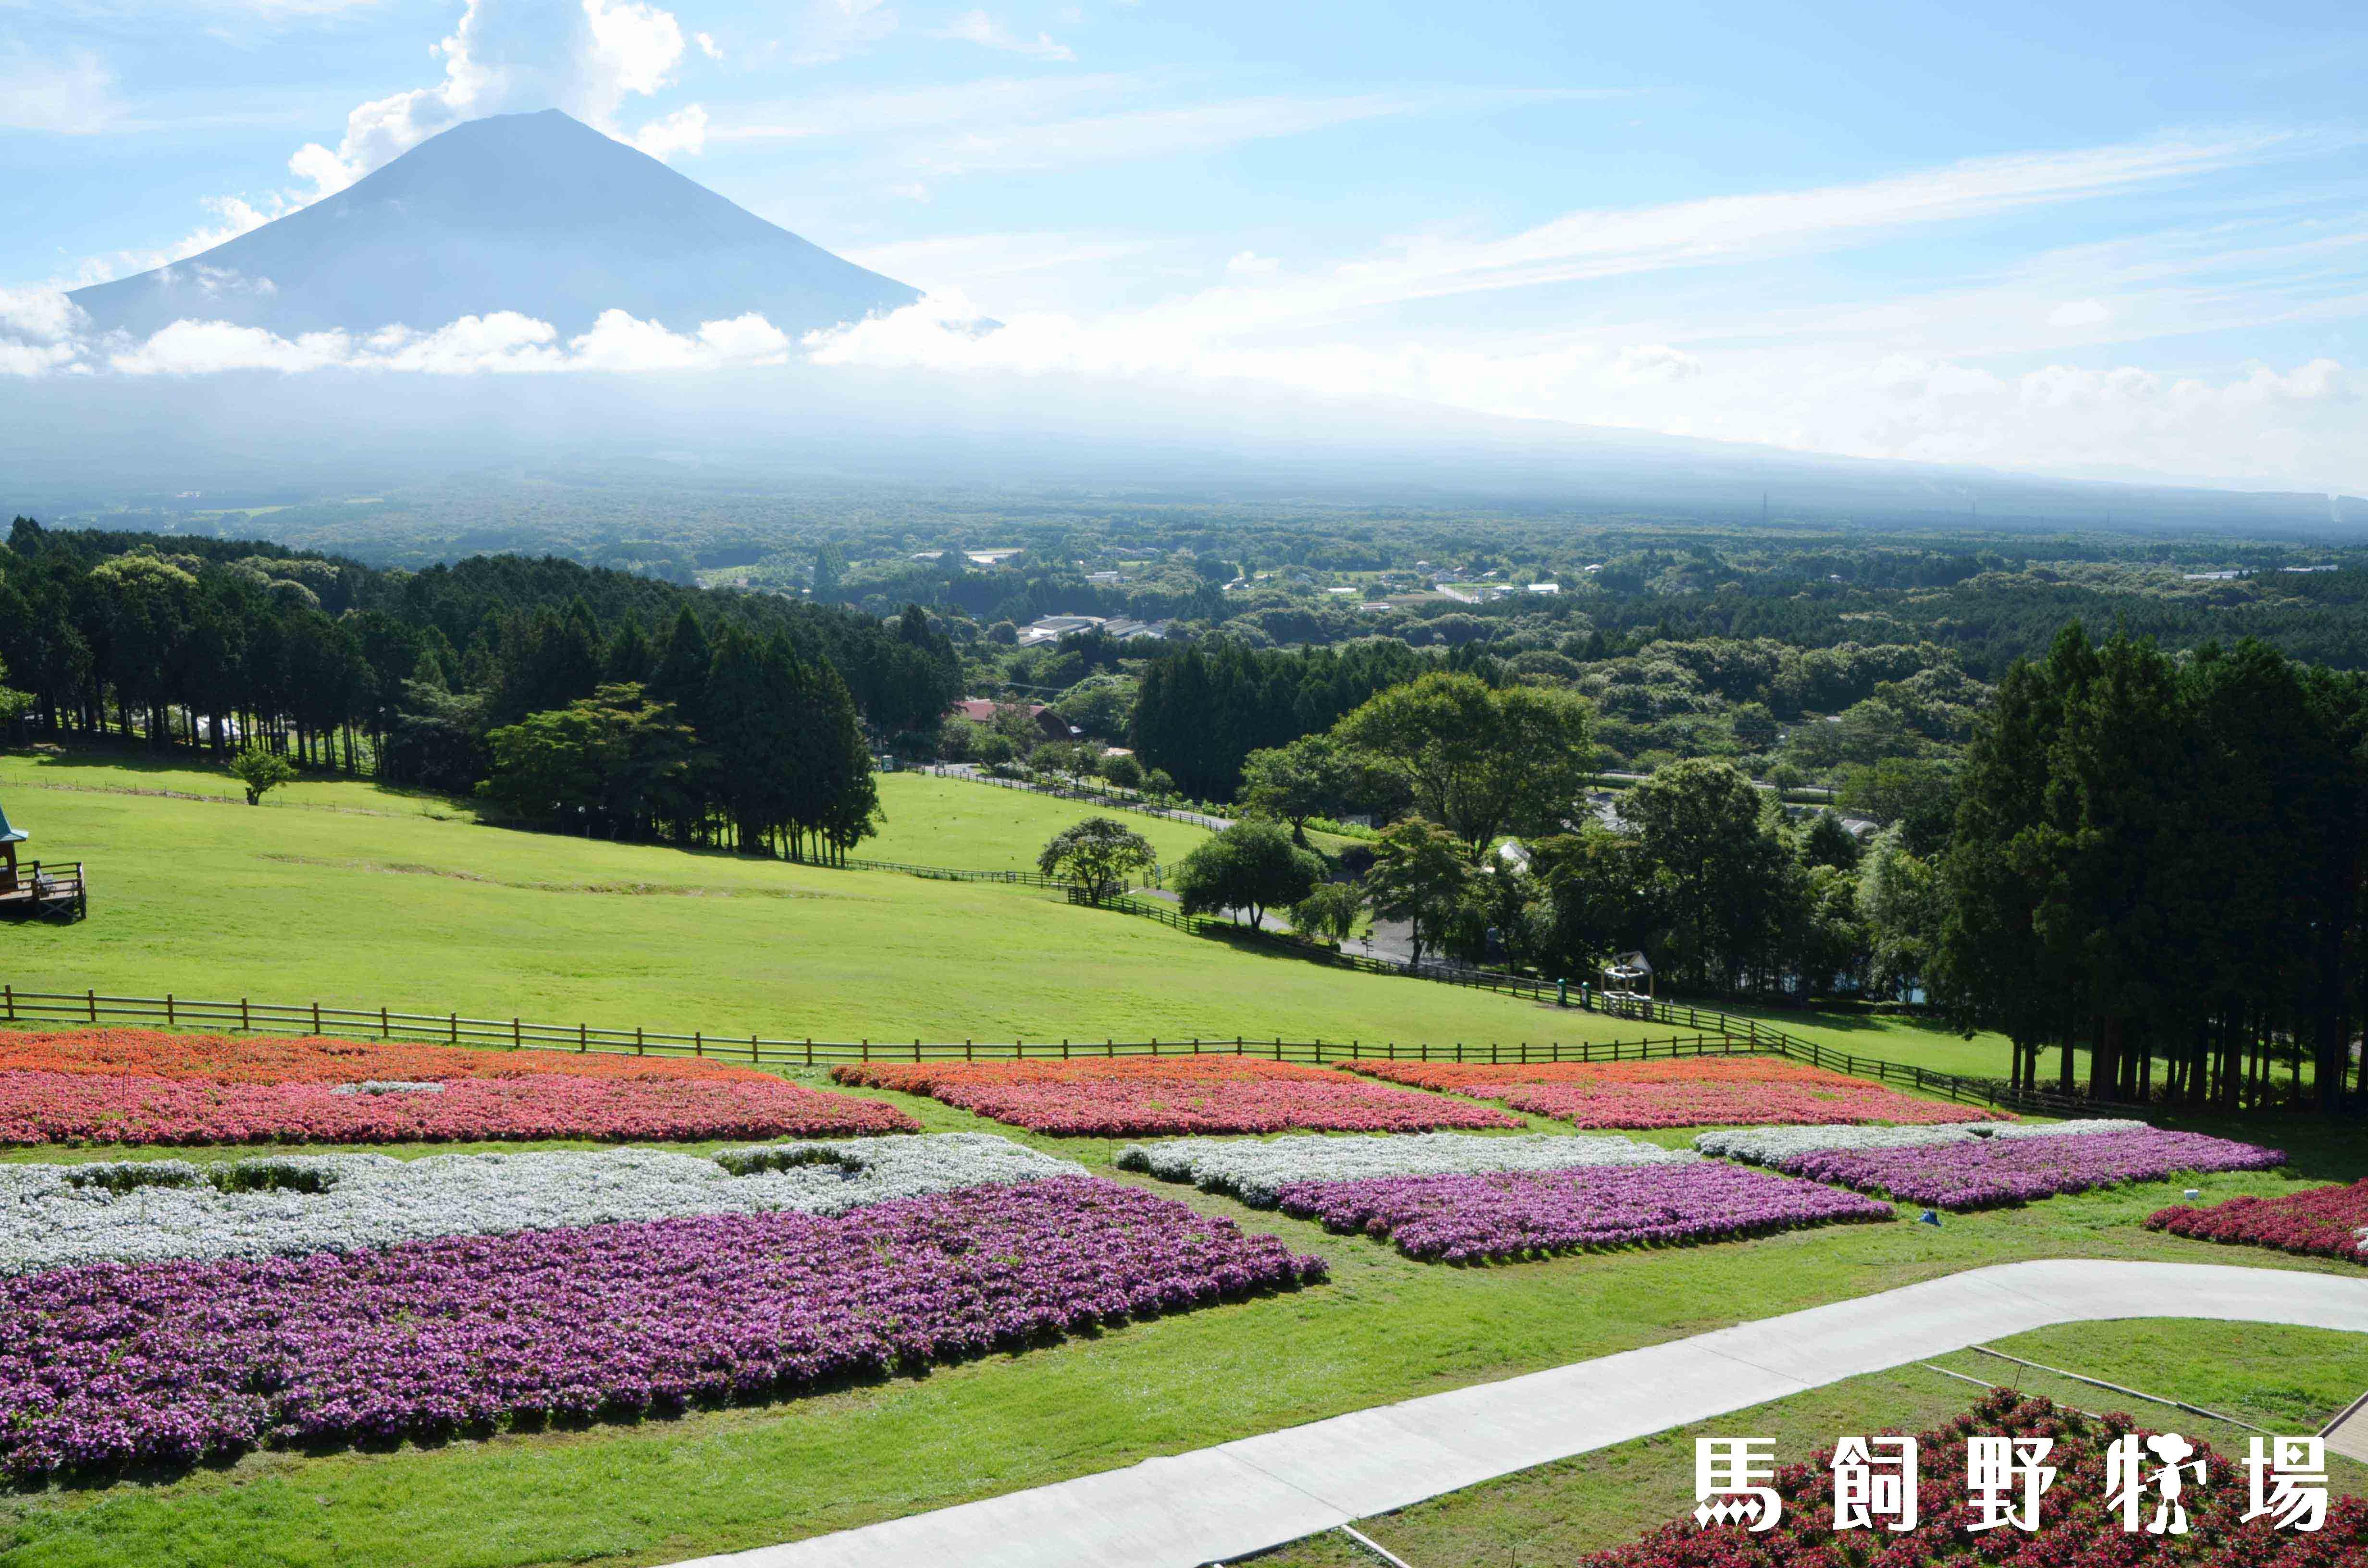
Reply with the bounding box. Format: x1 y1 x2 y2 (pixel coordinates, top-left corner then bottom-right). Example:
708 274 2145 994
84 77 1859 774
0 518 963 860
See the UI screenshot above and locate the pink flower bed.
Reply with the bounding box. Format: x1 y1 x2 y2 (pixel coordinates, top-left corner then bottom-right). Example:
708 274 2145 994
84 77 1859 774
831 1059 1521 1137
1784 1128 2286 1210
0 1069 916 1147
1343 1057 1990 1130
2149 1178 2368 1264
1273 1163 1892 1263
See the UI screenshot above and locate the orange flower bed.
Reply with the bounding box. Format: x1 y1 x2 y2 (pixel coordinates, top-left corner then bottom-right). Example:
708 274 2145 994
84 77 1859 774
832 1057 1522 1136
0 1029 769 1085
0 1029 918 1145
1342 1056 2000 1130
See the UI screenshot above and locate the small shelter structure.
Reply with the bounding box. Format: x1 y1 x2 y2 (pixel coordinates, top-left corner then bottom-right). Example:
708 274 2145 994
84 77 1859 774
1602 950 1653 998
0 796 85 923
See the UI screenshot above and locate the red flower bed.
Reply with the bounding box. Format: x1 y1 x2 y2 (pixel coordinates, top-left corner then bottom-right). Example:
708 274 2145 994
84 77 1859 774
1343 1056 1993 1130
1583 1387 2368 1565
830 1058 1522 1137
2149 1179 2368 1265
0 1028 767 1085
0 1029 916 1146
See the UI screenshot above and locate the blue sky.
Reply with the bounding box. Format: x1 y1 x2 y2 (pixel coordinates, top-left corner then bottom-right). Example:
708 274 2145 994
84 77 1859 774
5 0 2366 490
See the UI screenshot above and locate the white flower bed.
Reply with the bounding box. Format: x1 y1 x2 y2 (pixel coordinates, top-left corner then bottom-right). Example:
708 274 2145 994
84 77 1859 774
1696 1118 2139 1166
1115 1131 1696 1208
0 1133 1083 1277
329 1080 445 1096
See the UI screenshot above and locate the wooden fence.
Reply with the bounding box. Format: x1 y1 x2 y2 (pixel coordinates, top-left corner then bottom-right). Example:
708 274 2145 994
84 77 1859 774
0 981 2138 1116
0 985 1732 1069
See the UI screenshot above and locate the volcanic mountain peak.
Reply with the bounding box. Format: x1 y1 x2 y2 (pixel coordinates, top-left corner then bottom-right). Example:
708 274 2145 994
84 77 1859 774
70 110 920 340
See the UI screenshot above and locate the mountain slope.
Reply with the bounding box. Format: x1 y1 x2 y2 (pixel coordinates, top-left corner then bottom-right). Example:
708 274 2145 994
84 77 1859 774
69 110 920 339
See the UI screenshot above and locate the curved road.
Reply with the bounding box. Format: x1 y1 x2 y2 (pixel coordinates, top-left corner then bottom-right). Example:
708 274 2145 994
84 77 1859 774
672 1259 2368 1568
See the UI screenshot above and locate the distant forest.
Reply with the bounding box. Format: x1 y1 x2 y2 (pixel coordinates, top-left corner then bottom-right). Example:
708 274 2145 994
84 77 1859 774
0 517 963 860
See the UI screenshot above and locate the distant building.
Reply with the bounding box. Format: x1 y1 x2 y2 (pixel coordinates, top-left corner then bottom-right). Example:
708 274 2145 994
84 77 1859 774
945 699 1071 740
1017 614 1106 647
1085 571 1124 585
1101 618 1175 641
1525 582 1560 595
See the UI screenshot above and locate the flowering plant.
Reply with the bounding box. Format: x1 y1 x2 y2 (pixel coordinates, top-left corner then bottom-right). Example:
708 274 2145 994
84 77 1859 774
1270 1162 1891 1263
1696 1118 2134 1166
0 1027 912 1146
0 1176 1326 1480
831 1058 1520 1136
0 1028 769 1084
2148 1178 2368 1264
1781 1128 2284 1210
0 1067 915 1147
1118 1131 1695 1208
1344 1057 1994 1130
0 1133 1084 1275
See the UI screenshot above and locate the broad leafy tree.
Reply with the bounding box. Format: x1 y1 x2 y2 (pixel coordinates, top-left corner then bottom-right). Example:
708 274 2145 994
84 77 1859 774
1037 817 1157 905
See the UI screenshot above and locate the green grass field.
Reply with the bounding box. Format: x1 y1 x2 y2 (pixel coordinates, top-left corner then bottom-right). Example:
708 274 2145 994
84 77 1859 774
0 754 1650 1050
1249 1318 2368 1566
0 752 2025 1077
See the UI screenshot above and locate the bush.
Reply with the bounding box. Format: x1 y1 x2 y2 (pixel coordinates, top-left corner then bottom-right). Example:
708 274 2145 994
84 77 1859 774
228 744 297 806
1101 752 1145 789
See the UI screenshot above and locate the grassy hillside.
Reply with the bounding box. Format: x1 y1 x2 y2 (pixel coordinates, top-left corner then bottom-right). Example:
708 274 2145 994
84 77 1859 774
0 755 1642 1049
863 771 1213 870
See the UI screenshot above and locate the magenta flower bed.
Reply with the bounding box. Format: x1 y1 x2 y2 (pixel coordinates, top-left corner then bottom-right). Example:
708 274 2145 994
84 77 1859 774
1272 1162 1892 1263
0 1068 916 1147
0 1176 1325 1479
2149 1178 2368 1264
1782 1127 2285 1210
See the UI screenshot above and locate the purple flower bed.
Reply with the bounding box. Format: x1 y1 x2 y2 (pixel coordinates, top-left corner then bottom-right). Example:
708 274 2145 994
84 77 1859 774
0 1176 1325 1481
1782 1127 2285 1210
1271 1163 1893 1263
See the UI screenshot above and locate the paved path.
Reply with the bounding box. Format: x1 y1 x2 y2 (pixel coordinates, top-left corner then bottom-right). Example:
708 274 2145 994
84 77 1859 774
670 1260 2368 1568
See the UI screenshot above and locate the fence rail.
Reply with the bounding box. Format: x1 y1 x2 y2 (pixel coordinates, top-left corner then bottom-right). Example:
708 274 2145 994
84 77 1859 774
0 985 1739 1070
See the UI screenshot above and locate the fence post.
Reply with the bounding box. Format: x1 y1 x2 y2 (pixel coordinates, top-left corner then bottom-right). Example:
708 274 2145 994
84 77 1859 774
243 997 251 1032
449 1012 458 1044
695 1031 703 1058
166 993 175 1028
579 1023 588 1054
3 986 11 1022
312 1001 322 1035
382 1007 391 1041
514 1018 523 1050
636 1027 645 1056
88 989 98 1024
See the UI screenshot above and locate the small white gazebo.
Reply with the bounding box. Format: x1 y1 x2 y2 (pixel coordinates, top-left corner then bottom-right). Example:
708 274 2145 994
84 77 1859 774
1602 950 1653 998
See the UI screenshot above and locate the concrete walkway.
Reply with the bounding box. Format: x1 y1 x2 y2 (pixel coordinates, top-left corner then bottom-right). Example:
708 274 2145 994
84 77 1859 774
670 1261 2368 1568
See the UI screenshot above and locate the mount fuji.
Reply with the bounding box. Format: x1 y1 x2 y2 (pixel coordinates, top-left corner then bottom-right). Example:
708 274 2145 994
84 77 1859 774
69 110 921 341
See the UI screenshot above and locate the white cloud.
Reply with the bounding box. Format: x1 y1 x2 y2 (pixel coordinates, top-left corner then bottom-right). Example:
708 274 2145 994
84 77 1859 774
288 0 703 199
0 49 121 134
14 306 796 378
1226 251 1279 275
695 30 722 59
785 0 899 65
2048 298 2111 327
630 104 708 158
934 9 1074 61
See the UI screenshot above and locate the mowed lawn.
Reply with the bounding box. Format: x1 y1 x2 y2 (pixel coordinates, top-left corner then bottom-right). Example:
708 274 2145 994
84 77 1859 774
0 756 1647 1049
0 1097 2354 1568
864 771 1213 870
